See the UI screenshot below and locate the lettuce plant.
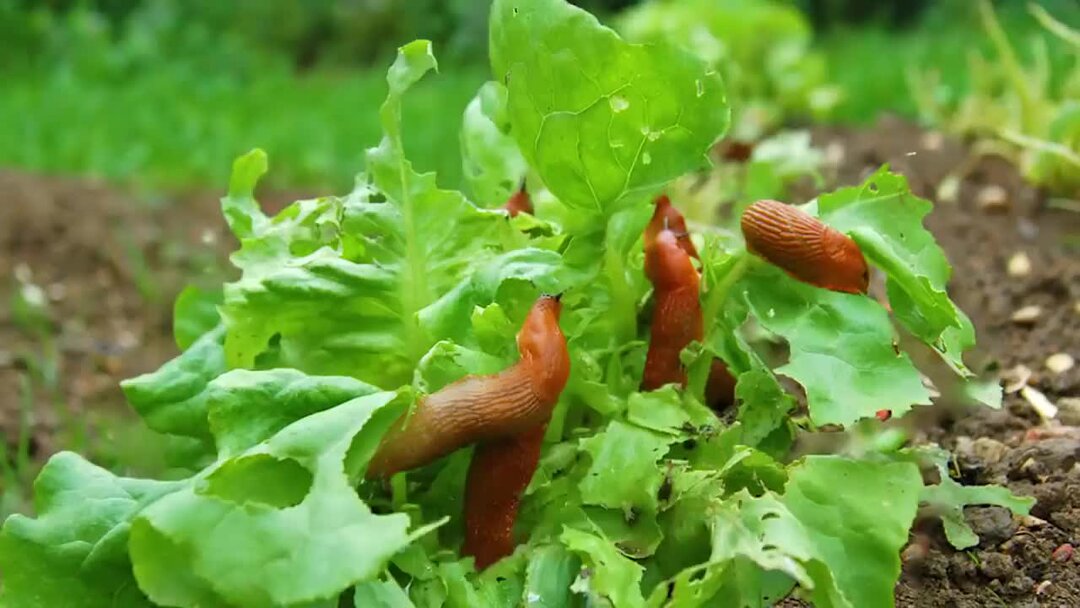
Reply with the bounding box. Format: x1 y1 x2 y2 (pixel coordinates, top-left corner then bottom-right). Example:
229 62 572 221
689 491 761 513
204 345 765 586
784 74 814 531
0 1 1032 607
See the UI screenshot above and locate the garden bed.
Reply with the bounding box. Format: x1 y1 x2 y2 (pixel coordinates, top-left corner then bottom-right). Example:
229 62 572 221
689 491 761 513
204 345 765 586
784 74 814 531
1 116 1077 605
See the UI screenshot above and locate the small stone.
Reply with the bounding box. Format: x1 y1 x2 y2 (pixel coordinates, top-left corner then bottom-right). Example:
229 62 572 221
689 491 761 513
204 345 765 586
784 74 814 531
1020 514 1048 528
976 185 1010 213
978 552 1014 579
1006 252 1031 277
1011 305 1042 325
921 130 945 151
1035 580 1052 596
1020 385 1058 420
972 437 1009 465
967 507 1017 547
1002 364 1032 393
1045 353 1075 375
1057 398 1080 426
47 282 67 302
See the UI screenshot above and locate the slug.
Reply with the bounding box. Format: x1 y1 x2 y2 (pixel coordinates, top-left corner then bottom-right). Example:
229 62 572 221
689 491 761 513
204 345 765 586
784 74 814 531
462 423 546 569
642 229 704 391
367 295 570 478
740 199 869 295
642 196 736 410
503 182 534 217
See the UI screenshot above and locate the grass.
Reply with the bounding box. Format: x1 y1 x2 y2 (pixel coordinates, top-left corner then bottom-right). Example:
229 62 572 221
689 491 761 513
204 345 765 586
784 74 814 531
0 66 488 194
818 1 1080 125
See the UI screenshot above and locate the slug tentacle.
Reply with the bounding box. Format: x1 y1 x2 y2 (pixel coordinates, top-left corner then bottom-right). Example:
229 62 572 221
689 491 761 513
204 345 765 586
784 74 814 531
741 199 869 294
366 295 568 479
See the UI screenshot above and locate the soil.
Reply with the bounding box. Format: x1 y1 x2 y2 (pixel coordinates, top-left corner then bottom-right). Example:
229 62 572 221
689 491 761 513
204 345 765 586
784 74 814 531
1 116 1078 605
0 171 310 485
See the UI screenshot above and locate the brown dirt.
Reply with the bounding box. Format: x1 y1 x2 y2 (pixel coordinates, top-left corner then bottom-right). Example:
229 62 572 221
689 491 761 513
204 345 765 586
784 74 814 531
0 116 1077 605
0 171 309 492
810 116 1080 608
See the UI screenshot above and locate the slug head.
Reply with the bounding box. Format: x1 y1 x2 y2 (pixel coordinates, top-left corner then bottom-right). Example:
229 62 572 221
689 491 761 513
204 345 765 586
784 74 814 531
646 195 698 260
516 294 570 404
645 230 700 292
821 227 870 294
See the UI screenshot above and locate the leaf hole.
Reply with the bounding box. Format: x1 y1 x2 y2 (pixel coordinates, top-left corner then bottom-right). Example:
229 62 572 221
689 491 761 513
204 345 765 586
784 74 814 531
202 453 312 508
868 182 879 193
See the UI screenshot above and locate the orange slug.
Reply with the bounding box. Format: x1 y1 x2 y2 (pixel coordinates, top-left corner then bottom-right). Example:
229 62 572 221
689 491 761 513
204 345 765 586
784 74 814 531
366 295 569 478
503 182 534 217
462 423 546 569
642 196 736 410
740 199 869 295
642 229 704 391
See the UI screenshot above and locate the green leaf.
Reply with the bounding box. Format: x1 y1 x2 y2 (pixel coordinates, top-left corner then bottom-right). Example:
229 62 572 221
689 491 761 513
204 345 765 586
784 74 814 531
130 391 418 607
0 453 182 608
490 0 729 214
173 285 223 351
205 369 380 458
413 341 506 394
525 544 582 608
741 265 931 426
707 456 922 608
217 43 543 387
222 148 269 239
734 368 795 448
460 81 528 207
561 527 646 608
354 576 416 608
579 420 674 515
626 386 692 435
920 459 1035 549
817 168 973 373
121 325 226 440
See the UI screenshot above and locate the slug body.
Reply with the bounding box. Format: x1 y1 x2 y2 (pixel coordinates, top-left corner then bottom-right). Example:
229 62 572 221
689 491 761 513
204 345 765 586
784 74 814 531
367 295 569 478
740 199 869 294
462 423 546 568
503 184 534 217
642 229 704 391
642 196 736 410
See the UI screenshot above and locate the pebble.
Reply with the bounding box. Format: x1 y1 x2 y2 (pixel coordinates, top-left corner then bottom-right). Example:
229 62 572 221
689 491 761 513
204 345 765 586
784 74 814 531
1011 305 1042 325
1002 364 1032 393
1006 251 1031 277
1057 398 1080 426
972 437 1009 465
967 507 1017 547
976 185 1010 213
920 130 945 151
1020 385 1058 420
1045 353 1075 375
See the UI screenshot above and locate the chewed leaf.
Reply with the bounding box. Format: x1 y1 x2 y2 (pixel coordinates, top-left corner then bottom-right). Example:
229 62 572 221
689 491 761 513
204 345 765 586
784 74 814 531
707 457 922 608
742 264 931 426
130 391 419 607
578 420 675 515
920 460 1035 549
460 81 528 206
561 528 646 608
490 0 729 214
817 168 973 374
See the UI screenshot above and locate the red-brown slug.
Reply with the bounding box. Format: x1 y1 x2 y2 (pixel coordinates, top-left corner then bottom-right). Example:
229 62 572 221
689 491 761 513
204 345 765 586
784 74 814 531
366 295 569 478
462 423 546 568
503 182 534 217
740 199 869 295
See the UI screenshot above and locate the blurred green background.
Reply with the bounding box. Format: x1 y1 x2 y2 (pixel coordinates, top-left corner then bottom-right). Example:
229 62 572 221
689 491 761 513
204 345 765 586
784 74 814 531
2 0 1076 194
